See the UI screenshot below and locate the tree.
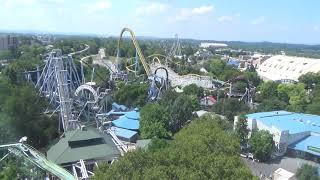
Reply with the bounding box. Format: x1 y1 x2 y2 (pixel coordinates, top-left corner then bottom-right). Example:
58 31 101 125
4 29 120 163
249 130 274 162
256 98 287 112
296 164 320 180
113 83 148 107
277 83 309 112
243 70 261 87
183 84 204 98
299 72 320 89
235 115 249 148
212 98 250 121
93 115 255 180
305 85 320 115
168 94 197 133
0 50 14 60
256 81 279 102
3 85 58 148
0 157 44 179
140 103 170 139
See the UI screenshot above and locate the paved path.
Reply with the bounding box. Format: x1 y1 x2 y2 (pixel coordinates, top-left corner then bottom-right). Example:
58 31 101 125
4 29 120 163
242 156 320 179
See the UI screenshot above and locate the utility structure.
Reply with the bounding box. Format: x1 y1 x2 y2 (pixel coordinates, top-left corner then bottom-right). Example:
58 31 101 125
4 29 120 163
167 34 182 62
36 49 81 132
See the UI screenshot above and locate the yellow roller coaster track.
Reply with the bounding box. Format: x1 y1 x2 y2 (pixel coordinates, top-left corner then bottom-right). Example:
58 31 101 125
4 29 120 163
117 28 151 76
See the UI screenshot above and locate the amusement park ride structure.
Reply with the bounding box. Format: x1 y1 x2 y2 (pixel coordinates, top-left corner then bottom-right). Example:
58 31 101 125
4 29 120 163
36 49 81 132
0 27 256 179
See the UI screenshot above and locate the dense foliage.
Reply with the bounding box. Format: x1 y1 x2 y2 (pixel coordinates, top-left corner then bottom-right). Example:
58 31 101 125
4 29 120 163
93 115 255 180
235 115 249 147
249 130 274 162
140 90 200 138
296 164 320 180
212 98 250 121
112 82 148 107
0 42 58 148
140 103 170 138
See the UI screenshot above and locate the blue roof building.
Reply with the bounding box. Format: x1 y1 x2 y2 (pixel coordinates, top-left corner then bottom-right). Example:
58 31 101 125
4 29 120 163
243 111 320 159
106 108 141 142
112 102 127 111
112 115 139 130
227 59 240 67
110 127 138 142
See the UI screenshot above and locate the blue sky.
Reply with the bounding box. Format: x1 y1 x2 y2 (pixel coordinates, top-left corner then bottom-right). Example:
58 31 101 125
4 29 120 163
1 0 320 44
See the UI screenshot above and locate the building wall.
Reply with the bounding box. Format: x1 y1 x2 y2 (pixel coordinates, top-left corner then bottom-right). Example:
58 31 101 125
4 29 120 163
246 117 312 155
0 35 18 51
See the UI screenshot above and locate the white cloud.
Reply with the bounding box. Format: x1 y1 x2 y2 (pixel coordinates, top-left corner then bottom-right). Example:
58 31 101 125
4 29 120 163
191 5 214 15
135 2 168 16
173 5 214 22
251 16 265 25
314 25 319 32
83 0 112 13
1 0 36 9
217 16 233 22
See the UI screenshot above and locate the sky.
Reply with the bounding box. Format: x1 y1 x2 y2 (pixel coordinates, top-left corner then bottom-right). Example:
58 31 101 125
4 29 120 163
0 0 320 44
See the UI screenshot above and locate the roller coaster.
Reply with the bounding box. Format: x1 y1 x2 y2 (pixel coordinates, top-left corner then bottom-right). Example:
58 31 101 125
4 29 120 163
116 28 169 100
115 27 223 92
116 28 151 76
0 142 76 180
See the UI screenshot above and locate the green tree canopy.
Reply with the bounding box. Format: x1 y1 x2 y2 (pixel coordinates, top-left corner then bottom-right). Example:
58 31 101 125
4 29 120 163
212 98 250 121
256 81 280 102
249 130 274 162
235 114 249 147
183 83 204 98
277 83 309 112
93 115 255 180
299 72 320 89
296 164 320 180
256 98 288 112
140 103 170 139
113 83 148 107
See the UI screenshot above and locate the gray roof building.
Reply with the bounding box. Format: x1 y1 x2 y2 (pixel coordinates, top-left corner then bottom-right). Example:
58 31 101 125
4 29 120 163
47 128 120 166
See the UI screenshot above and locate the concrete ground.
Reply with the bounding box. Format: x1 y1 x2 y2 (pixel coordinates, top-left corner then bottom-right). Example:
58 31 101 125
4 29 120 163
242 156 320 179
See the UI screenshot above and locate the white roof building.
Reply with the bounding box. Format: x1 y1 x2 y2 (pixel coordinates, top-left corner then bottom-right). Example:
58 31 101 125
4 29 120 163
257 55 320 81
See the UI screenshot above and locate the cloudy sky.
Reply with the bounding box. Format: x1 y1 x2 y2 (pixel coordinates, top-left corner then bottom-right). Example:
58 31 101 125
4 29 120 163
1 0 320 44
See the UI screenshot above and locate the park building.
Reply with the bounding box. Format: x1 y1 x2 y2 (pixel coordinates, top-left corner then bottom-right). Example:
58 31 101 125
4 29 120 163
47 127 121 176
257 55 320 82
236 111 320 162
